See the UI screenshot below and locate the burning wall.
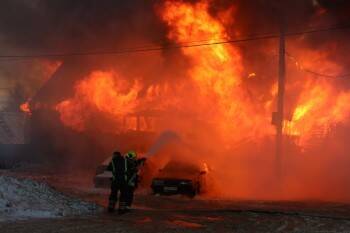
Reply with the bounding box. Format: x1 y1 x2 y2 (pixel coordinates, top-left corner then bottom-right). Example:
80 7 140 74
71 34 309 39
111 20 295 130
1 0 350 200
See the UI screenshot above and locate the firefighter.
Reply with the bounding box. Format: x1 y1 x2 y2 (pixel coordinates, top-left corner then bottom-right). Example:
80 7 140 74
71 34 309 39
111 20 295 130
107 150 146 214
124 151 146 211
107 151 127 213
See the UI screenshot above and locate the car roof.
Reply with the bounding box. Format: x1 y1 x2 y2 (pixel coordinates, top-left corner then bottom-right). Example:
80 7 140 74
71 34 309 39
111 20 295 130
101 156 112 166
162 160 201 172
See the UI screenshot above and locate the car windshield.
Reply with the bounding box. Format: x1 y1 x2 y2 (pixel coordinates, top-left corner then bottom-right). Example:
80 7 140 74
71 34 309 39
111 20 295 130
162 161 200 174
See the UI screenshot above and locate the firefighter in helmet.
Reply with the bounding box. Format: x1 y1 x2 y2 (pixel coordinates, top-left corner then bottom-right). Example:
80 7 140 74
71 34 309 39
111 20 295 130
107 150 146 214
106 151 126 214
124 151 146 210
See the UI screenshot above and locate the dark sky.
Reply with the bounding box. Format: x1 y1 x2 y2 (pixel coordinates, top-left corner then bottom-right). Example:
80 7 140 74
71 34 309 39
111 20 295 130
0 0 348 52
0 0 164 51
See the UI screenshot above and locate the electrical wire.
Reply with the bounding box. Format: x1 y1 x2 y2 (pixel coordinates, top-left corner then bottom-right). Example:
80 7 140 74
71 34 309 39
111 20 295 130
286 51 350 79
0 24 349 60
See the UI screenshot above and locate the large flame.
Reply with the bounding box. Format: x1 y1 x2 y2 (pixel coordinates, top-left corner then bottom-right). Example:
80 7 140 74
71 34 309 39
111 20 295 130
159 0 273 143
55 0 350 149
51 0 350 200
284 48 350 146
56 71 142 132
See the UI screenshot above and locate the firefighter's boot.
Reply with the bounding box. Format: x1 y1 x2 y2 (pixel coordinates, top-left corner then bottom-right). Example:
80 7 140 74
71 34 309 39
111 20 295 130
125 206 132 213
118 201 128 215
108 200 116 213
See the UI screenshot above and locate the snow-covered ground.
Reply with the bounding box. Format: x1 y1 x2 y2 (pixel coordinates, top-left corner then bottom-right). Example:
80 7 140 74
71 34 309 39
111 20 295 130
0 175 102 221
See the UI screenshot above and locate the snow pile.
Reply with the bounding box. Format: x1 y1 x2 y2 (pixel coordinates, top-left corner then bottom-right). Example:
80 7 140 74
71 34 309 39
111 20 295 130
0 176 102 221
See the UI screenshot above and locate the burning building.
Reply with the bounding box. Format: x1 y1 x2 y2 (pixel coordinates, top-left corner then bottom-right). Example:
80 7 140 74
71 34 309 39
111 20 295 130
0 0 350 201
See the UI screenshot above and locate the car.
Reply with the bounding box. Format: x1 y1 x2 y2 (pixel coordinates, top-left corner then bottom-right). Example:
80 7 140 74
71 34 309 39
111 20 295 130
151 160 209 198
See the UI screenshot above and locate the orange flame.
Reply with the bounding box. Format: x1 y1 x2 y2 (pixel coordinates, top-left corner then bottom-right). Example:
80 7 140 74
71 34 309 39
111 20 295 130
20 101 32 116
51 0 350 200
248 73 257 79
56 0 275 143
55 0 350 151
159 0 273 143
56 71 142 132
284 48 350 146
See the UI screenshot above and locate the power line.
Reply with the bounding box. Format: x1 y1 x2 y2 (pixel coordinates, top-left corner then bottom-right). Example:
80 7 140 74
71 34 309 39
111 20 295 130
0 24 349 60
286 52 350 79
303 69 350 79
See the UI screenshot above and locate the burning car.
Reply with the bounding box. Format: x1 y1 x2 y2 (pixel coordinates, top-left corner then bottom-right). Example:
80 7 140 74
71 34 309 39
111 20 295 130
151 160 209 198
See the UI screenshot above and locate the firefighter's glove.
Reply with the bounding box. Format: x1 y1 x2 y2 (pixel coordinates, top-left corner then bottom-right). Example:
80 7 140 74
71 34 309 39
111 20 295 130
139 158 147 164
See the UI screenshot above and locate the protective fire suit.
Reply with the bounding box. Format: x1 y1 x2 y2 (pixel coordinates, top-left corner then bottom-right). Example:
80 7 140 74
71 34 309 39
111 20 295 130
107 151 145 214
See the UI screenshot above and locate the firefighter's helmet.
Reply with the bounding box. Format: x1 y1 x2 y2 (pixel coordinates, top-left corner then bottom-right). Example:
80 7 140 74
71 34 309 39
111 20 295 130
126 151 137 159
113 151 121 158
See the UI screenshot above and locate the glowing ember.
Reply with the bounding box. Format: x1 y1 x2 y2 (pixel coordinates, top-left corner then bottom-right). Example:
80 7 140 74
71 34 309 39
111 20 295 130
248 73 257 78
20 101 32 116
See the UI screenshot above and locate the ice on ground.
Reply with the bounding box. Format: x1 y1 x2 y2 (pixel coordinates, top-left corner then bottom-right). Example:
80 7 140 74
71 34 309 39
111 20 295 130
0 175 102 221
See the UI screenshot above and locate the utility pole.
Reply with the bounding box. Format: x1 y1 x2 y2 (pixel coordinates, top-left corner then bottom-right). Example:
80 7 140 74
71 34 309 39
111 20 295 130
275 18 286 176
